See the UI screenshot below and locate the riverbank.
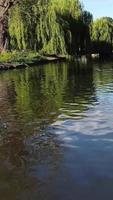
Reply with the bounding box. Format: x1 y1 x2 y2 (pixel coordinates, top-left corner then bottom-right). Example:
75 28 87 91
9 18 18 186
0 51 112 71
0 51 66 70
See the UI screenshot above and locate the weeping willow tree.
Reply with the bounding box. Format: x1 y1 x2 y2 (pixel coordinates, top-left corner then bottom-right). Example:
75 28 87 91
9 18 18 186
9 0 38 50
8 0 92 55
91 17 113 54
40 0 84 54
36 0 67 54
39 0 92 55
8 0 70 53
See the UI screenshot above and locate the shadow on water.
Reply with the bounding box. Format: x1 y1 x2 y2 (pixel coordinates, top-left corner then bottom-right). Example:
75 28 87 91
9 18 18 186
0 60 113 199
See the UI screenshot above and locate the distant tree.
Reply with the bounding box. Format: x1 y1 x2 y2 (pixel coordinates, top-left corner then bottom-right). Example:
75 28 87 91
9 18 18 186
91 17 113 54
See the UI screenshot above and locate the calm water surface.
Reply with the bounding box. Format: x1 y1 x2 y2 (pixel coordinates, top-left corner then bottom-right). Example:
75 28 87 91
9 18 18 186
0 60 113 200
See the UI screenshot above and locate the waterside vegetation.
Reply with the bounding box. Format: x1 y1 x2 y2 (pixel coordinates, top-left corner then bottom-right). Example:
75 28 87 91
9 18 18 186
0 0 113 69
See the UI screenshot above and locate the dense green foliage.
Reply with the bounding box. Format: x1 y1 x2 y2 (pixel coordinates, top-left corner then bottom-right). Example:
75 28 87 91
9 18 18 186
8 0 92 55
91 17 113 54
1 0 113 56
0 51 40 63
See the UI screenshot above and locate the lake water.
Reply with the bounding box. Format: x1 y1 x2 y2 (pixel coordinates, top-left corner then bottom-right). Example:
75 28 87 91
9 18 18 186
0 60 113 200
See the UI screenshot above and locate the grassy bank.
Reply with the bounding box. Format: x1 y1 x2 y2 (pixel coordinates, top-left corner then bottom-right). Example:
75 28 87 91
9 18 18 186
0 51 66 70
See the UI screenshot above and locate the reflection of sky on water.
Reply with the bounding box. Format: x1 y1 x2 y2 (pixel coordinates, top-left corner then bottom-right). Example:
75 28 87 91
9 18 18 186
0 61 113 199
49 76 113 185
52 101 113 137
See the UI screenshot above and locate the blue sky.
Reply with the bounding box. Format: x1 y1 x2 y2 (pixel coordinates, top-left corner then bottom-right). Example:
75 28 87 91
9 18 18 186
81 0 113 19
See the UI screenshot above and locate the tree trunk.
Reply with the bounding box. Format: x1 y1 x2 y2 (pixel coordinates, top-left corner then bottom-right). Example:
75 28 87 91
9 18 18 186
0 17 8 53
0 0 18 53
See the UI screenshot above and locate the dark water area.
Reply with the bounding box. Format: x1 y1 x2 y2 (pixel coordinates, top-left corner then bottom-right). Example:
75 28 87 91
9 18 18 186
0 60 113 200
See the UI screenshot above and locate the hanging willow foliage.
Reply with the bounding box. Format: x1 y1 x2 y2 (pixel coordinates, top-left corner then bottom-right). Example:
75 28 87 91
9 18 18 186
8 0 91 55
36 0 67 54
9 5 26 50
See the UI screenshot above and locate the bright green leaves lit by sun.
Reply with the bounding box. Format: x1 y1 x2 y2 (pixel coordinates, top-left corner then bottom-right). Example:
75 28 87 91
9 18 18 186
91 17 113 54
8 0 92 55
9 5 26 50
92 17 113 43
1 0 113 55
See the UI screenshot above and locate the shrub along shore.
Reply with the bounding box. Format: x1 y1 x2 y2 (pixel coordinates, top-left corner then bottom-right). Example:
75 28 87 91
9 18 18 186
0 51 67 70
